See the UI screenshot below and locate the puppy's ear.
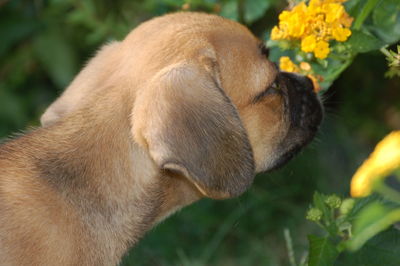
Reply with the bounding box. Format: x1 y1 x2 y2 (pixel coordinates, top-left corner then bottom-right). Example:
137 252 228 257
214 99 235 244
132 61 255 199
41 41 121 126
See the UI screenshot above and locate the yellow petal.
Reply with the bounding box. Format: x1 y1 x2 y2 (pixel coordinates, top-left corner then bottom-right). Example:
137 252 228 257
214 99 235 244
332 27 351 42
271 26 282 40
324 3 344 23
340 12 354 28
279 11 291 21
300 62 311 71
301 35 317 52
314 41 330 59
279 56 299 72
350 131 400 197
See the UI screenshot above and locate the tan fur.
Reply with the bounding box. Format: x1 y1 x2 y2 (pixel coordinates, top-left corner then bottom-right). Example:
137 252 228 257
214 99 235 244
0 12 322 265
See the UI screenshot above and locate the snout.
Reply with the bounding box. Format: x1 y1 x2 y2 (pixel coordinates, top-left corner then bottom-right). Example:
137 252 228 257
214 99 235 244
281 72 323 134
267 72 323 171
288 73 314 92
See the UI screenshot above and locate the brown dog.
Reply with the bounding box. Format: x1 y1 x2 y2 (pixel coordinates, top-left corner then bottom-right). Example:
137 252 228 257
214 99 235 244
0 12 322 265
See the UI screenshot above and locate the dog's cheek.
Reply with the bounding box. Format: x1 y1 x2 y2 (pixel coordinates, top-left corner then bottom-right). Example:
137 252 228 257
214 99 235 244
238 98 288 172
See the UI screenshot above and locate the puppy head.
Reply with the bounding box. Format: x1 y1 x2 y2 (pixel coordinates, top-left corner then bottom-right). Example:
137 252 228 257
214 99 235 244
41 12 322 200
130 13 322 199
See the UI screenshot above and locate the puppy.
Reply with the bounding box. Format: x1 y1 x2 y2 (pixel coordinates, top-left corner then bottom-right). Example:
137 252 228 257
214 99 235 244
0 12 322 265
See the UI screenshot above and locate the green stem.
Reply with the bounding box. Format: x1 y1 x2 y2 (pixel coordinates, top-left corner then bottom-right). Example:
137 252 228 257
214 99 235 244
353 0 380 30
380 47 392 58
374 181 400 203
315 220 338 239
284 228 297 266
346 209 400 251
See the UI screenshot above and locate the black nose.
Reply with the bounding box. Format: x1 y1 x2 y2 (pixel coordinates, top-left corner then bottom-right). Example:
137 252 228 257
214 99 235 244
280 72 315 94
280 72 323 130
290 73 314 92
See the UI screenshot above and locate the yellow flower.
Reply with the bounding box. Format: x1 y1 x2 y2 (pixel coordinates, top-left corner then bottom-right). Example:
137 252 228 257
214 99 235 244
270 0 353 60
324 3 344 23
311 0 347 6
300 62 312 71
292 1 308 14
314 41 330 59
332 26 351 41
279 10 291 22
340 12 354 28
301 35 317 52
279 56 299 72
287 13 306 38
278 57 322 92
351 131 400 197
271 26 283 40
309 0 322 9
311 19 330 40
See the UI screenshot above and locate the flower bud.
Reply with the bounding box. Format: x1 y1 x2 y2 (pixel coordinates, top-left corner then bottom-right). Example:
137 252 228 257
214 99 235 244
325 194 341 209
306 208 323 222
339 198 355 215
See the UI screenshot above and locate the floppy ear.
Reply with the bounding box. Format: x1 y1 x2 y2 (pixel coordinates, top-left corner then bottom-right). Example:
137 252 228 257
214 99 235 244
132 61 255 199
41 41 121 126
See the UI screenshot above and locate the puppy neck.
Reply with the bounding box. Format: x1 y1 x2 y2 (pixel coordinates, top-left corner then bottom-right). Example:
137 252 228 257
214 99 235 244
1 90 164 264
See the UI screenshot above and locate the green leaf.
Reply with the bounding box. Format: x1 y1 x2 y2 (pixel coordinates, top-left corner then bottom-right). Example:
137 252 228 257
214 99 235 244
353 0 380 30
345 195 379 222
346 202 400 251
370 0 400 44
33 28 79 89
311 193 341 236
345 30 385 53
308 235 339 266
220 0 239 21
335 227 400 266
0 13 39 58
313 192 331 224
0 86 28 131
372 0 400 28
244 0 270 24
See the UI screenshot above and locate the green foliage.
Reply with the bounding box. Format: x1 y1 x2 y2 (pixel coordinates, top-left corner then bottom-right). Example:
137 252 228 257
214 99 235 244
345 30 385 53
33 29 79 88
304 190 400 265
308 235 339 266
243 0 271 23
352 0 380 30
336 227 400 266
347 202 400 251
268 0 400 91
371 0 400 44
382 45 400 78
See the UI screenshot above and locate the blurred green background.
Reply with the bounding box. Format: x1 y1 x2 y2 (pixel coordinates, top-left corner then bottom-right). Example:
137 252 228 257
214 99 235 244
1 0 399 265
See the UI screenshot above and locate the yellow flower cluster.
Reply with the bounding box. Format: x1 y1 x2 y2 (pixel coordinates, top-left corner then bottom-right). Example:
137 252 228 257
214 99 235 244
351 131 400 197
271 0 353 59
279 56 322 92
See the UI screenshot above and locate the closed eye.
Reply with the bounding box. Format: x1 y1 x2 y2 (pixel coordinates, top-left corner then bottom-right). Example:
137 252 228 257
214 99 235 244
252 77 281 104
258 42 269 57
